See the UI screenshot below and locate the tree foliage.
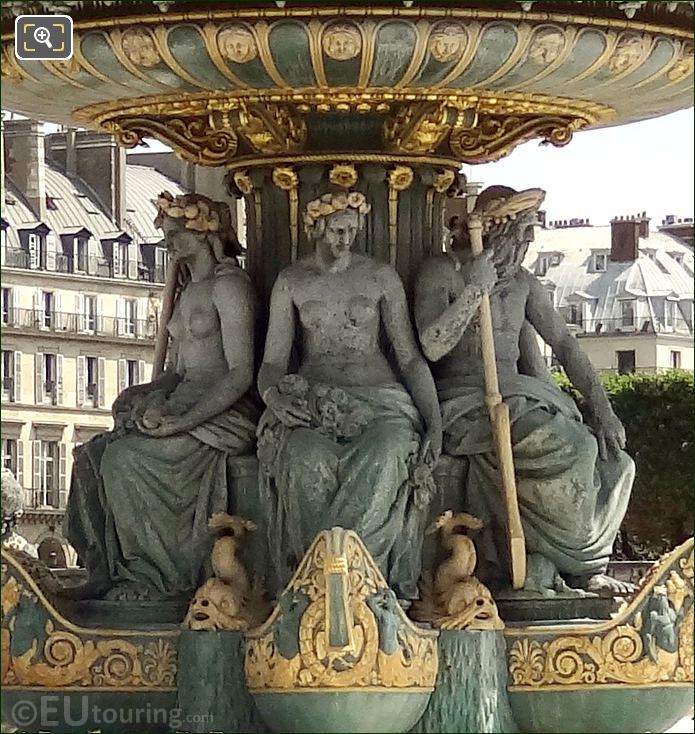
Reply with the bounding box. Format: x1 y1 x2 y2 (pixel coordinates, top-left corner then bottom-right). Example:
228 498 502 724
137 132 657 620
553 370 693 559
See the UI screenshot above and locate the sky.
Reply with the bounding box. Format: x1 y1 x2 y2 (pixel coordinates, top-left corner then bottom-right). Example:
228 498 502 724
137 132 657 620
465 108 694 228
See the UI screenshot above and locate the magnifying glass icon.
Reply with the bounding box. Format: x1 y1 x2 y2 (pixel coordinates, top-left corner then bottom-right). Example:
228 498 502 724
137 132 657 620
33 26 53 49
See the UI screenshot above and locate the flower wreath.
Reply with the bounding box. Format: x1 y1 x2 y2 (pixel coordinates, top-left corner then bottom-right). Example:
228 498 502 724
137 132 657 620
155 191 222 233
303 191 371 233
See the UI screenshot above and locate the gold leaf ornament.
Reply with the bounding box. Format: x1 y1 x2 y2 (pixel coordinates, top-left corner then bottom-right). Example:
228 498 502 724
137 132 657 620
329 164 359 189
388 166 414 192
271 166 298 192
233 171 253 196
433 170 456 194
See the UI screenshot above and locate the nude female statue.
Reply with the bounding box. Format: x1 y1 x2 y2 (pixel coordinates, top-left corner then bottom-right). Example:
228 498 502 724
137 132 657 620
414 185 635 596
64 192 258 600
257 191 442 599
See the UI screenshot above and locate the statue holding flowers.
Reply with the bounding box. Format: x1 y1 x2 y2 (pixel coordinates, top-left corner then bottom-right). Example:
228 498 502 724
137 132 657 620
257 190 443 599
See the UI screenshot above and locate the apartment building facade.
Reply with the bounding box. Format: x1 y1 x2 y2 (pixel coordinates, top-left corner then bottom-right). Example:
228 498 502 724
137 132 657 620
525 213 694 374
1 118 187 565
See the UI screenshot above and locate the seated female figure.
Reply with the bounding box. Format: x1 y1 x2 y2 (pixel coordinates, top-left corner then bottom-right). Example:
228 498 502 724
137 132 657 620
64 193 258 600
257 191 442 599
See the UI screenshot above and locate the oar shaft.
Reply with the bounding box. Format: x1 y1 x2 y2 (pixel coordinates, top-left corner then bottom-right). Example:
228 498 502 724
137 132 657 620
467 214 526 589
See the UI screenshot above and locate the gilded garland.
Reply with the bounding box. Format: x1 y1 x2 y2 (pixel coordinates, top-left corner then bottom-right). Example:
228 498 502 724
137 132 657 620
507 539 694 690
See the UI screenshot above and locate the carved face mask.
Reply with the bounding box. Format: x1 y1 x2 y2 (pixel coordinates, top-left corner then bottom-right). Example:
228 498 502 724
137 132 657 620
183 578 245 631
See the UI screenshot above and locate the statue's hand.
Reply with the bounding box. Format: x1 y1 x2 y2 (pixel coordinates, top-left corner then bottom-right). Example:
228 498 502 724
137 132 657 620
264 386 312 428
590 407 626 460
112 384 147 420
138 415 189 438
139 399 166 429
464 249 497 292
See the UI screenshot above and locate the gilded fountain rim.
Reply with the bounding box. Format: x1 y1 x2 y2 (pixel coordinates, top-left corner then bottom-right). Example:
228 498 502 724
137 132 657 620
2 5 694 41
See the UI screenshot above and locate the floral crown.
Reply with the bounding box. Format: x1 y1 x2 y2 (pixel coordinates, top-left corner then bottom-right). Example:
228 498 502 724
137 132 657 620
303 191 371 231
155 191 223 233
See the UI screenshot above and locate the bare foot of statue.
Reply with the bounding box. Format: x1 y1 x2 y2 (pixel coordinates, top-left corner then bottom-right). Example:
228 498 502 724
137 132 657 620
571 572 636 597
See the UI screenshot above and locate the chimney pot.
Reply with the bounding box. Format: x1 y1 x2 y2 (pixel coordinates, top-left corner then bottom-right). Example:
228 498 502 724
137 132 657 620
3 119 47 220
610 217 640 262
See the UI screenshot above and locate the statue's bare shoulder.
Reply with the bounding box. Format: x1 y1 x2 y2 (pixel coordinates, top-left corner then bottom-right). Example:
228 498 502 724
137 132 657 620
417 254 457 285
212 265 255 307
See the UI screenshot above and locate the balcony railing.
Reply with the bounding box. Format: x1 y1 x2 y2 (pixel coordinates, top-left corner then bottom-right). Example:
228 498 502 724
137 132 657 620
2 308 157 340
564 317 692 335
2 247 166 283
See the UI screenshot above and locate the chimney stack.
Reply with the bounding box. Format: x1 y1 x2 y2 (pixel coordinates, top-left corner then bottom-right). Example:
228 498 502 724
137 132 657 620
537 209 547 228
3 119 47 220
610 216 640 261
46 128 126 228
637 211 650 238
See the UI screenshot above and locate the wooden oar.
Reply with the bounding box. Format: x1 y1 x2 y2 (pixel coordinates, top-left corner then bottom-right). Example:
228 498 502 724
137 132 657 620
152 260 180 377
467 212 527 589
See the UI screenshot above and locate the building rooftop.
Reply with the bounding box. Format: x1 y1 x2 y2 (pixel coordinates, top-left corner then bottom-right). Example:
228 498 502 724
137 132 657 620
525 221 694 334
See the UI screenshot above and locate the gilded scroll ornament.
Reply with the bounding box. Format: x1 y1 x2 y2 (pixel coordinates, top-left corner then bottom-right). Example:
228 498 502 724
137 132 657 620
329 163 359 189
507 540 694 690
450 114 585 164
384 103 453 154
120 28 161 67
322 23 362 61
1 550 178 690
244 528 438 692
428 23 467 63
236 103 307 155
103 116 239 165
218 25 258 64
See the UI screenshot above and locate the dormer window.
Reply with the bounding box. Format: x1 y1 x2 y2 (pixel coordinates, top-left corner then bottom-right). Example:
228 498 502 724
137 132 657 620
537 255 550 276
665 299 676 328
621 300 635 328
593 253 607 272
567 304 583 327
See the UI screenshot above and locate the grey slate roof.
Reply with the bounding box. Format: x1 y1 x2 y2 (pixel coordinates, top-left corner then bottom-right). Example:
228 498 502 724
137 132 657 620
2 160 185 247
525 224 694 331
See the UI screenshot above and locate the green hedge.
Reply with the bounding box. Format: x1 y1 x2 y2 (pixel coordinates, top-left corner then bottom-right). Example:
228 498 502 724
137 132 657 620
552 370 694 560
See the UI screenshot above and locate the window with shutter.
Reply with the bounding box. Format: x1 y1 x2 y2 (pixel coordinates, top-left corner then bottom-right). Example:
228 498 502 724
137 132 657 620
1 351 14 402
98 357 106 407
85 356 98 407
56 354 64 406
1 287 12 326
16 439 24 488
2 438 17 474
77 356 86 406
13 351 22 403
35 351 44 404
118 359 127 394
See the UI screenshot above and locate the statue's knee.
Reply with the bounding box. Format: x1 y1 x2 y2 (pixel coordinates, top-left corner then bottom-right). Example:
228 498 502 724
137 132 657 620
285 428 333 465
